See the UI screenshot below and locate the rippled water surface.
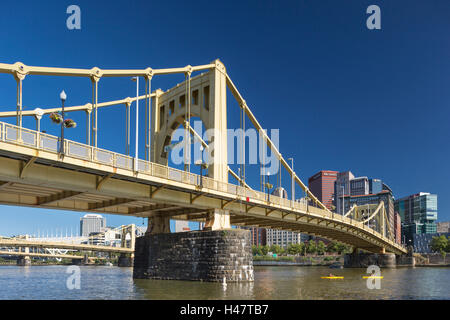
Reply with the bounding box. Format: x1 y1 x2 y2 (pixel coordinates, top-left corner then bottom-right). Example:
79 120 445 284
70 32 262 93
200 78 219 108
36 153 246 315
0 265 449 300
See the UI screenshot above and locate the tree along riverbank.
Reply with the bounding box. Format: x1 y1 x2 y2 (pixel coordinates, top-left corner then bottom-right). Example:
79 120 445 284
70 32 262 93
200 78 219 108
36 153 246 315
253 254 343 266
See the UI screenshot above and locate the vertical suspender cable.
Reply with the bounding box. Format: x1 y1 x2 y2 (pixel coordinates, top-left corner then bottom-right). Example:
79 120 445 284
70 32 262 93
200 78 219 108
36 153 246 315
184 73 188 172
135 77 139 171
95 81 98 148
148 78 152 163
145 78 148 161
17 79 23 141
240 102 242 182
86 109 91 146
125 103 129 155
91 82 95 146
187 71 191 172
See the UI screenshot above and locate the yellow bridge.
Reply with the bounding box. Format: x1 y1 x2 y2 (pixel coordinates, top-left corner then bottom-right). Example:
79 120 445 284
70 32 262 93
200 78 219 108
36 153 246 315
0 239 133 254
0 60 406 256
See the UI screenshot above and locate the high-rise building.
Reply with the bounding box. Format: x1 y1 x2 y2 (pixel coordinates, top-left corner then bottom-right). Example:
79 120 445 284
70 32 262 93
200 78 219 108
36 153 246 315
308 170 338 210
394 212 402 244
80 214 106 236
334 171 392 215
395 192 438 244
369 178 383 194
350 176 369 196
334 171 355 214
266 229 304 248
241 227 267 246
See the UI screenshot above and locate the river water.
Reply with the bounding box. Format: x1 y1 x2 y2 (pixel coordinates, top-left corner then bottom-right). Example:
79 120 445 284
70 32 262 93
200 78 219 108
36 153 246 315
0 265 448 300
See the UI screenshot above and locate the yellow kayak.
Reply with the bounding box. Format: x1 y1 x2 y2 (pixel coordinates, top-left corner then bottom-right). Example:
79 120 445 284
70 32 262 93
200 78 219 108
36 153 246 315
363 276 384 279
321 276 344 279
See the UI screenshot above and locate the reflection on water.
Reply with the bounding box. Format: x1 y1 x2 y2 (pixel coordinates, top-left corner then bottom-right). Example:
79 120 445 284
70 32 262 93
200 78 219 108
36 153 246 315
0 265 449 300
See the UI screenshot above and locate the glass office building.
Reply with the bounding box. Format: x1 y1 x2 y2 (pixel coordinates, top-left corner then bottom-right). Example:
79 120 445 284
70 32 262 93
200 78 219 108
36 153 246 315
80 214 106 237
394 192 438 245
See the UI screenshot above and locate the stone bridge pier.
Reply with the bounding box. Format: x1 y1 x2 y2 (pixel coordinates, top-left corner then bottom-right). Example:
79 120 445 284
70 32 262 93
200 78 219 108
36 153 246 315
118 254 134 267
17 256 31 266
17 246 31 266
133 209 254 282
344 247 415 268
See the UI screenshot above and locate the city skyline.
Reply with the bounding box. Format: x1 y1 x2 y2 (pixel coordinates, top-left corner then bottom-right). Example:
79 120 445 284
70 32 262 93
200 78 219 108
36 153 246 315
0 0 449 235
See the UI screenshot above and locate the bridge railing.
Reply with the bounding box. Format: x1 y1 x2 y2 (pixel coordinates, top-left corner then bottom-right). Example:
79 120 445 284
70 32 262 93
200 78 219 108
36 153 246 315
0 121 404 252
1 120 323 212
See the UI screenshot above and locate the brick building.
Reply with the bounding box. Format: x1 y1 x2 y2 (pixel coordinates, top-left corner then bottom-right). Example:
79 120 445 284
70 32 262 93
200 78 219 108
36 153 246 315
308 170 338 210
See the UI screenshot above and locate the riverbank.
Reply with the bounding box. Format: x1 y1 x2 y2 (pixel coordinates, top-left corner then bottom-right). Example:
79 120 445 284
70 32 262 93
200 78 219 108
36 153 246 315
0 261 115 266
253 254 343 266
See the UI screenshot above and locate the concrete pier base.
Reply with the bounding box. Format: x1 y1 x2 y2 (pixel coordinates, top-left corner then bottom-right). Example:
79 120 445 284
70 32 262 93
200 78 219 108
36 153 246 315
133 229 253 282
17 257 31 266
396 255 415 267
344 252 396 268
71 259 82 265
118 254 134 267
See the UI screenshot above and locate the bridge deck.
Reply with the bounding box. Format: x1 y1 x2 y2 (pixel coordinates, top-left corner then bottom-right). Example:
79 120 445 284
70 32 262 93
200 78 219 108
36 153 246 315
0 121 406 254
0 239 133 253
0 250 84 259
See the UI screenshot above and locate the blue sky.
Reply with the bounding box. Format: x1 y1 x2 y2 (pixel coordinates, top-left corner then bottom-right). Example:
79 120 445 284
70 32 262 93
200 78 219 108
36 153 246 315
0 0 449 236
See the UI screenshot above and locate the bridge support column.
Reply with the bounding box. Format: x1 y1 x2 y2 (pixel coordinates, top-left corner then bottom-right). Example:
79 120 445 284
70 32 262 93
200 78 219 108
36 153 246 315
17 244 31 266
396 246 415 267
71 259 82 265
344 251 396 268
133 228 253 282
146 213 170 234
203 209 231 231
17 256 31 266
118 254 134 267
396 255 415 267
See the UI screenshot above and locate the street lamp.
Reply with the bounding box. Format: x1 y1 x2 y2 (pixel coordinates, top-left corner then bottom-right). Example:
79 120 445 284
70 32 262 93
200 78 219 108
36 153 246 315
132 77 139 171
305 195 311 211
265 171 273 202
195 146 208 188
60 90 66 156
49 90 76 159
288 157 295 208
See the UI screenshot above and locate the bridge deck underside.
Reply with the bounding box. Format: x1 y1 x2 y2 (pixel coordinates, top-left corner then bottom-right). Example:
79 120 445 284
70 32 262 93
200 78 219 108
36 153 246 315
230 216 384 252
0 144 406 255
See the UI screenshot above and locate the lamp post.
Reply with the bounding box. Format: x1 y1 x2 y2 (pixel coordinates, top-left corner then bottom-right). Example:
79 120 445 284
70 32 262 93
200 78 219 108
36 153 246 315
238 167 241 186
195 146 208 188
288 157 294 208
60 90 66 157
265 171 273 202
132 77 139 171
195 160 208 188
49 91 76 159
